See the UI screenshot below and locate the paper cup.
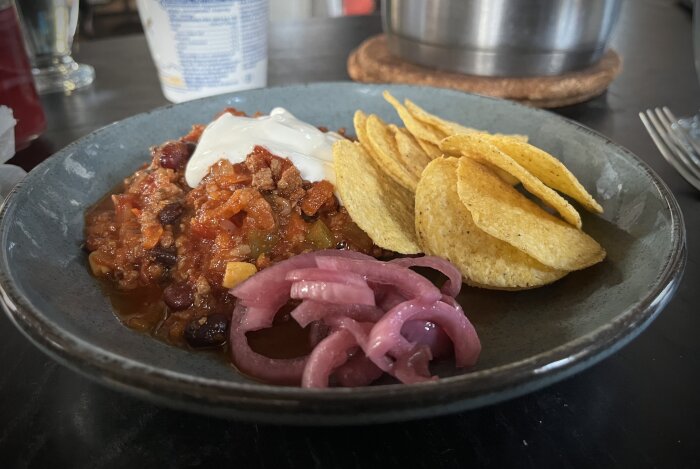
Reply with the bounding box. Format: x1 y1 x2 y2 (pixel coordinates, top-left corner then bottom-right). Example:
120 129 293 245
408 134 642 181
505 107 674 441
136 0 268 103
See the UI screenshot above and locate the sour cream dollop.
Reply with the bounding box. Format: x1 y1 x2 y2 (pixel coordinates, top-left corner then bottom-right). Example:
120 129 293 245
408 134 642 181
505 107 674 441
185 108 343 188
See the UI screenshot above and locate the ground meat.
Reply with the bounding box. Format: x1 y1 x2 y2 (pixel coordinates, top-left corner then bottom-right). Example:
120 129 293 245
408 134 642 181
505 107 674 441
276 164 304 198
251 166 275 191
270 158 283 180
244 149 270 173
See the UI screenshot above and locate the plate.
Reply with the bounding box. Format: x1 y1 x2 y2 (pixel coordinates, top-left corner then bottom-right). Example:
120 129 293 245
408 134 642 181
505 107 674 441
0 83 686 424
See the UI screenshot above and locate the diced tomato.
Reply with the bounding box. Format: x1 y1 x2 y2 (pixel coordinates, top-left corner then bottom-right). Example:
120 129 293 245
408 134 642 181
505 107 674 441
142 223 163 249
300 180 335 216
214 188 258 219
283 211 307 248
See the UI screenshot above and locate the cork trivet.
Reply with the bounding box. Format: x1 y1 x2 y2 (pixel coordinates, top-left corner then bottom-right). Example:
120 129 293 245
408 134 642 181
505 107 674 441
347 35 622 108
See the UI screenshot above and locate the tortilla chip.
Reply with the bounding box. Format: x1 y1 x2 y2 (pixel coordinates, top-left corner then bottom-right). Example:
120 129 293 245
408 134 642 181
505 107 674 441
391 125 432 179
404 98 477 136
403 97 529 142
457 157 606 271
353 110 372 153
416 138 443 159
333 140 421 254
415 157 567 289
485 164 520 186
383 92 519 184
365 114 419 192
383 91 445 145
485 135 604 213
440 134 583 228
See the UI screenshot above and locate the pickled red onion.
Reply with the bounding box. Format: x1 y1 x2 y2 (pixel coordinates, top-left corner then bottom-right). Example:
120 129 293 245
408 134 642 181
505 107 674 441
229 250 481 388
290 280 376 306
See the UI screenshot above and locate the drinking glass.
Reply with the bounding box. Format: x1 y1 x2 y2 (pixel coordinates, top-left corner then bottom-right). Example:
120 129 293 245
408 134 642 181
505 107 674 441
15 0 94 94
676 0 700 141
0 0 46 149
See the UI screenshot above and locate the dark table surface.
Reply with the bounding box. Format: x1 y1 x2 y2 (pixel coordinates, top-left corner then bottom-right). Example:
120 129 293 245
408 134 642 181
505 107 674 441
2 1 699 467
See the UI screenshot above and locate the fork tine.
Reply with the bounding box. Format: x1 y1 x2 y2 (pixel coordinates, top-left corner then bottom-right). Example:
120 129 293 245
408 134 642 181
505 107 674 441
652 108 700 181
640 111 683 170
640 111 700 191
661 106 700 162
646 109 700 183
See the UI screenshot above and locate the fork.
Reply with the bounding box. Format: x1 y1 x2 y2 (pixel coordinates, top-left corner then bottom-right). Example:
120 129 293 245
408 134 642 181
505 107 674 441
639 107 700 191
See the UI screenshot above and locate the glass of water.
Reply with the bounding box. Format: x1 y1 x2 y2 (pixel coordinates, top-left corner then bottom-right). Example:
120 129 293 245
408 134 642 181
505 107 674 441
15 0 94 94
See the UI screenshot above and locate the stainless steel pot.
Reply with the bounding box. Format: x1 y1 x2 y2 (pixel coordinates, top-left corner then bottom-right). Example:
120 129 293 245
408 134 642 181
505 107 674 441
382 0 622 77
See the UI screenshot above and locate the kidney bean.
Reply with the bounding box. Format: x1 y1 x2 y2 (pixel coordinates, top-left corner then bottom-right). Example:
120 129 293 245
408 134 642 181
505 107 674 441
158 203 183 225
184 313 229 348
157 141 193 169
150 246 177 267
163 282 194 311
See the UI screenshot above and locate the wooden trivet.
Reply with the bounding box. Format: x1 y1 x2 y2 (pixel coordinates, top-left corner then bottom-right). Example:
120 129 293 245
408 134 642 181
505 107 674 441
347 35 622 108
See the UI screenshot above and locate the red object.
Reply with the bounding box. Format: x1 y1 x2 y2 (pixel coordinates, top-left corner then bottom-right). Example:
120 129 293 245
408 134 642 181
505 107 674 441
343 0 375 16
0 4 46 150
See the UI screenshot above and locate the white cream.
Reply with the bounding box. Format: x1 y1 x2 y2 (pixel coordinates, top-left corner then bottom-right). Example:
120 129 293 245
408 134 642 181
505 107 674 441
184 107 343 188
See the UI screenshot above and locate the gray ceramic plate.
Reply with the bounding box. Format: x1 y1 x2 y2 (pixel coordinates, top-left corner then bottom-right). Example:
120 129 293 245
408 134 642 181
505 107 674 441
0 83 685 425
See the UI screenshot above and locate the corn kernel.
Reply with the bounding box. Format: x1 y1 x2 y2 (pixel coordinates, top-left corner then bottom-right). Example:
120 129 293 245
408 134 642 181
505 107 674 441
222 262 257 289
